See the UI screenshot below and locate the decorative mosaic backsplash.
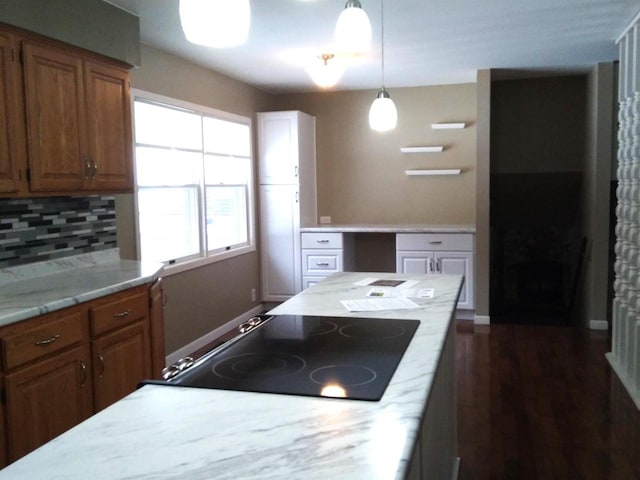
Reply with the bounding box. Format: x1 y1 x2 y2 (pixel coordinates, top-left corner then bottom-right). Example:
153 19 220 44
0 196 117 268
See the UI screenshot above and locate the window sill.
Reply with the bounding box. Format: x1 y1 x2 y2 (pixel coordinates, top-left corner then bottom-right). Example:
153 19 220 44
159 244 256 277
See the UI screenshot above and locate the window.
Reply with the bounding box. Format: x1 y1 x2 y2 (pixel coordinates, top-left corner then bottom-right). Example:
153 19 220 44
132 91 255 268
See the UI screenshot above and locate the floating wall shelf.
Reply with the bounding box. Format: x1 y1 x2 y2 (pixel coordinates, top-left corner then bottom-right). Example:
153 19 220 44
400 146 444 153
405 169 461 176
431 122 466 129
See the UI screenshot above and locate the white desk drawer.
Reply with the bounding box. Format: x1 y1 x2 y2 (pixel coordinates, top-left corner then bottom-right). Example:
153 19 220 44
302 250 342 275
396 233 473 251
301 232 343 249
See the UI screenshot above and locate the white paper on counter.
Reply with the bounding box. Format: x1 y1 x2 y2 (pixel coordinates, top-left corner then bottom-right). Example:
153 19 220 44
341 297 421 312
366 287 435 298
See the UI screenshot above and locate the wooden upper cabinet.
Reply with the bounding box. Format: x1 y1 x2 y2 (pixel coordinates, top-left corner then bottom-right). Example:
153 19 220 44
13 27 134 196
0 32 27 194
84 61 133 191
22 42 86 192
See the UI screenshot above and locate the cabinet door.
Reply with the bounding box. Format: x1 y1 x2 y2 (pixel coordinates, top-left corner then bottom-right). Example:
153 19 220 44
92 321 150 412
84 61 133 192
0 32 26 194
435 252 474 309
260 184 301 300
258 112 300 184
22 42 87 192
396 251 435 274
5 344 93 462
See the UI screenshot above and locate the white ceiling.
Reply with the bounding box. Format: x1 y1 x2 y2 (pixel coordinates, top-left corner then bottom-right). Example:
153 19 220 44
105 0 640 94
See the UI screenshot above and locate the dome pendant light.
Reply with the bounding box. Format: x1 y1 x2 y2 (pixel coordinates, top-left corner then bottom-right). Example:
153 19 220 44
179 0 250 48
306 54 345 89
335 0 372 53
369 0 397 132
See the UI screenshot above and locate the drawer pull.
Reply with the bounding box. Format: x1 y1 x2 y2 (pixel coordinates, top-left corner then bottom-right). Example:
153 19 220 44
429 241 443 245
316 239 330 243
316 262 330 267
35 334 60 346
113 310 131 318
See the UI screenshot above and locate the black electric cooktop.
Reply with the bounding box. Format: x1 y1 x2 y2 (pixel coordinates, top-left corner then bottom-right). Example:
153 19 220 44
156 314 420 401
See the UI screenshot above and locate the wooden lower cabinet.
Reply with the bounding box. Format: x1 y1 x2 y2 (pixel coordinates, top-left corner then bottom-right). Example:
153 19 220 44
0 283 163 465
92 321 150 412
4 344 93 462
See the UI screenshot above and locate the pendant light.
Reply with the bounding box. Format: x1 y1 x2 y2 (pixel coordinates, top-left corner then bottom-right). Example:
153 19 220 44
369 0 397 131
335 0 372 53
306 54 345 89
179 0 250 48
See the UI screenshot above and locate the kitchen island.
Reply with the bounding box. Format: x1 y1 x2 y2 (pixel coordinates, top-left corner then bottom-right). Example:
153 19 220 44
0 272 462 480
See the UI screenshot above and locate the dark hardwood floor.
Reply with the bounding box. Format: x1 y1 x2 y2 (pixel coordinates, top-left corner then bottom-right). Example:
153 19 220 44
456 321 640 480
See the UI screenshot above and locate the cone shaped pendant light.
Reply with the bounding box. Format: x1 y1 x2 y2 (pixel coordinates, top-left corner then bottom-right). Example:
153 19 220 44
368 0 397 132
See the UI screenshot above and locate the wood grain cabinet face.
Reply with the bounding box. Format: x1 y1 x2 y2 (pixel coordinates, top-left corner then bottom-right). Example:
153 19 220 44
22 41 133 194
0 285 162 464
4 344 93 462
92 321 150 412
0 31 27 194
22 42 87 192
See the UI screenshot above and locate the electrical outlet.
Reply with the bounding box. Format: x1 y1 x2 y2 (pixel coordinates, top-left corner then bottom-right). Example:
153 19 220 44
251 288 257 302
320 216 331 224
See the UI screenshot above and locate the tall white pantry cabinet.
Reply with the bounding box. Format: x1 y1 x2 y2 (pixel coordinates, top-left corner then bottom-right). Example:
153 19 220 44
258 111 317 302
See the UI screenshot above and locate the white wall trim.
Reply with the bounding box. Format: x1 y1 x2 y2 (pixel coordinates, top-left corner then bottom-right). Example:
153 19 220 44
589 319 609 331
166 305 265 365
474 315 490 325
456 310 475 321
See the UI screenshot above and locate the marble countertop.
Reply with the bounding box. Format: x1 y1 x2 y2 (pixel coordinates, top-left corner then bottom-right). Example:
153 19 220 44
0 249 164 328
301 223 476 233
0 272 462 480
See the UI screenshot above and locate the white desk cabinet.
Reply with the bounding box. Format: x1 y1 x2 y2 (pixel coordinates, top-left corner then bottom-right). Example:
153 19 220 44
301 232 354 289
396 233 474 310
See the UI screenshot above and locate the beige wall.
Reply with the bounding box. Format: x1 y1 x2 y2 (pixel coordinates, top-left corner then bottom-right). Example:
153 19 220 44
475 70 492 320
274 84 477 225
117 44 275 353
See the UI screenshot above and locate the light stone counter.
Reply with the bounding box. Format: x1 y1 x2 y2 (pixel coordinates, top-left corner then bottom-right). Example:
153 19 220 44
0 272 461 480
300 223 476 233
0 249 163 327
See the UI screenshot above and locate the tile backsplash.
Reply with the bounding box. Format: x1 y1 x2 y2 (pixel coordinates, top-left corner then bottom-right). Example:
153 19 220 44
0 196 117 268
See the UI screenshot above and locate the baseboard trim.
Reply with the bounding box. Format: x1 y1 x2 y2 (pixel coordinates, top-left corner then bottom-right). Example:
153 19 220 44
474 315 490 325
166 304 265 365
456 310 475 321
606 352 640 410
589 319 609 331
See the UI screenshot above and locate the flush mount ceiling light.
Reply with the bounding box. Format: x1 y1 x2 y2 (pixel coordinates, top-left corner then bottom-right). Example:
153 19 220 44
335 0 372 54
369 0 397 132
179 0 250 48
306 53 345 89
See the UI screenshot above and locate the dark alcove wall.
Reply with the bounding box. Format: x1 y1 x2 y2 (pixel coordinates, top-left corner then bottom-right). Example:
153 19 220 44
490 75 587 325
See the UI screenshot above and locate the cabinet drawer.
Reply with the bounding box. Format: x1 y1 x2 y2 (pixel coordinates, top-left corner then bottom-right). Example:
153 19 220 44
1 310 86 371
396 233 473 251
90 290 148 336
301 232 343 249
302 250 342 275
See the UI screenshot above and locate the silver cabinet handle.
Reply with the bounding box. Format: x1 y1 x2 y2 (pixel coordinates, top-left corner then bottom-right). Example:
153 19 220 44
429 241 443 245
294 165 298 177
80 361 87 387
113 310 131 318
98 353 105 377
316 239 330 243
316 262 330 267
35 334 60 346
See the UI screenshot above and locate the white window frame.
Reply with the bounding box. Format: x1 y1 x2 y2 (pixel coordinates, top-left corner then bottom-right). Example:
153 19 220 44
131 89 256 276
